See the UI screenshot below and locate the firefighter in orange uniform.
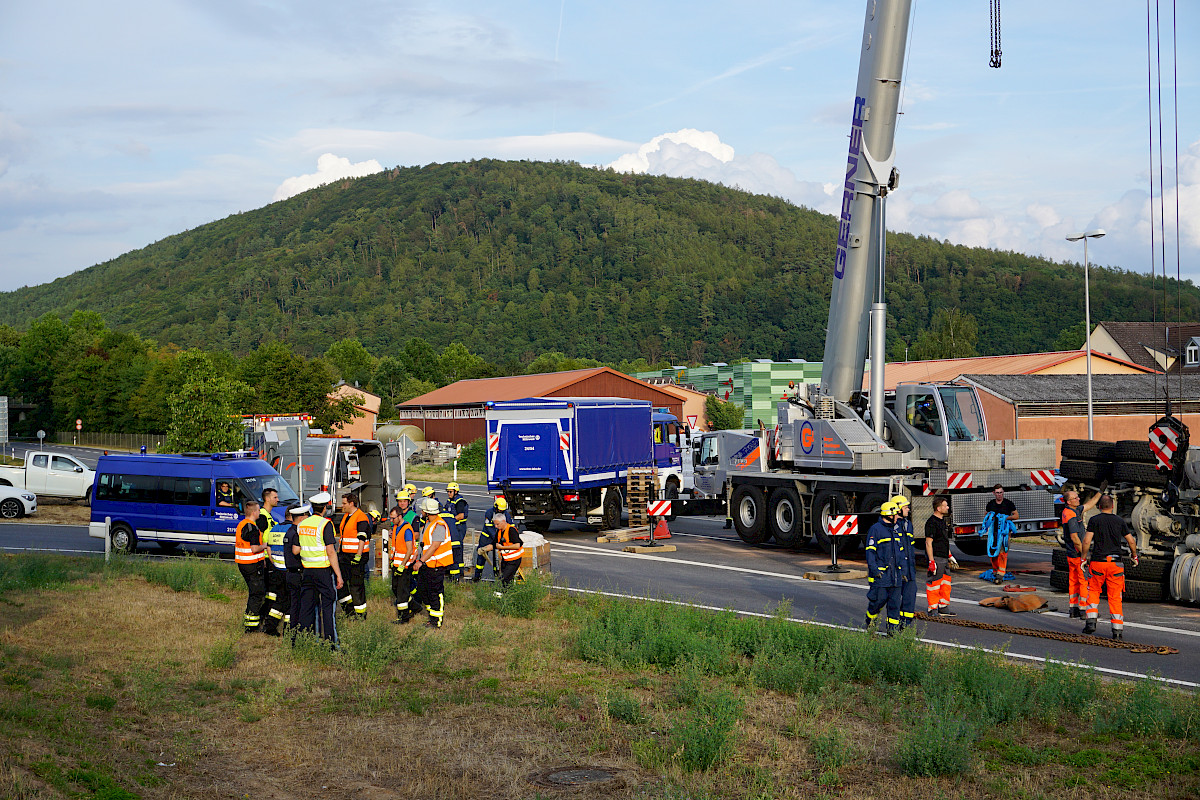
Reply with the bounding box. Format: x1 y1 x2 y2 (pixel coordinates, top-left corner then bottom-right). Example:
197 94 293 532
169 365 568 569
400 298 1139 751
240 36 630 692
1081 494 1138 640
409 498 453 628
235 498 268 633
1061 484 1103 619
337 492 372 620
388 496 418 623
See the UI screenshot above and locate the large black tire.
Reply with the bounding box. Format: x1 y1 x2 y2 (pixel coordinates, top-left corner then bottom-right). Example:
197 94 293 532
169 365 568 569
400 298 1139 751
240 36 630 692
1050 568 1069 592
526 519 552 534
1112 461 1167 488
731 484 769 546
1051 548 1069 571
601 490 622 530
767 486 805 548
0 498 23 520
110 523 137 554
1061 439 1116 462
1115 440 1156 464
1060 459 1111 485
1125 578 1167 603
954 538 988 558
1124 556 1170 583
664 481 680 522
811 489 851 555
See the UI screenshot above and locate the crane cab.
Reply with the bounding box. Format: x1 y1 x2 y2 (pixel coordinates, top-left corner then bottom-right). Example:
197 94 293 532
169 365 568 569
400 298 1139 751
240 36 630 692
888 383 988 462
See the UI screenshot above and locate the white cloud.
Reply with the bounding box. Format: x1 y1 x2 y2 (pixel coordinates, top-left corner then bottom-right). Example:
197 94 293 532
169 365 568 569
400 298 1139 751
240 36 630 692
607 129 833 210
273 153 384 202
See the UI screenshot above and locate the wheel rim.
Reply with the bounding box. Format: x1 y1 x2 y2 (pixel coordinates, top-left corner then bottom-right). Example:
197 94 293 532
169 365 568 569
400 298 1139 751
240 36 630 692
0 500 18 519
737 495 758 528
774 499 796 535
113 528 131 550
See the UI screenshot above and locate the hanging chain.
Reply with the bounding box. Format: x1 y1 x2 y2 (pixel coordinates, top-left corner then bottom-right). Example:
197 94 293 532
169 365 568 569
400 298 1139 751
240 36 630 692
989 0 1003 68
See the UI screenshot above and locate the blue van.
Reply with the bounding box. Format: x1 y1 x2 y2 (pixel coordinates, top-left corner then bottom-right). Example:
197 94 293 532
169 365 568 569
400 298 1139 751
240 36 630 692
89 452 300 553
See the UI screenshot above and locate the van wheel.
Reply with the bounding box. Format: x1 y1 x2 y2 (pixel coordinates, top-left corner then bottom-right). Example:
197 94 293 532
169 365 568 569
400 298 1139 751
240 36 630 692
0 498 23 519
110 523 137 554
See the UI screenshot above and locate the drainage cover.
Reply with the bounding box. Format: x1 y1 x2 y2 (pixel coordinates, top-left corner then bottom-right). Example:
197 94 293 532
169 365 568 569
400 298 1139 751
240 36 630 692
529 766 619 790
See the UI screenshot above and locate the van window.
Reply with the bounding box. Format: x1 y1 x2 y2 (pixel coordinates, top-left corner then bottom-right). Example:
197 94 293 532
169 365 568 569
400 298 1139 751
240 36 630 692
164 477 211 506
96 473 160 503
238 473 300 506
33 454 48 469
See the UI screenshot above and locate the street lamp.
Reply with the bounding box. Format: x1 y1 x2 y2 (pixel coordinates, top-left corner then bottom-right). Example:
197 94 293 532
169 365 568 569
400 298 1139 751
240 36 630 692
1066 229 1106 438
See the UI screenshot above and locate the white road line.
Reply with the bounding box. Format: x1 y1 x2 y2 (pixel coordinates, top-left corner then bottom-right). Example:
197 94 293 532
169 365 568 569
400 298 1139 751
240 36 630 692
552 541 1200 639
558 586 1199 689
0 546 98 554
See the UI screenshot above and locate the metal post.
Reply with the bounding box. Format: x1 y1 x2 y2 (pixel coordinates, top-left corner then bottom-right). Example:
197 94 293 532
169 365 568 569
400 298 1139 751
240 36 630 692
104 516 111 563
1083 236 1094 439
824 534 847 573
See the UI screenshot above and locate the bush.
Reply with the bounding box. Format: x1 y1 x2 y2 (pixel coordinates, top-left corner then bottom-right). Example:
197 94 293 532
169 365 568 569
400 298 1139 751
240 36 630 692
472 573 549 618
896 699 979 777
607 691 645 725
338 618 407 675
457 438 485 471
809 728 853 770
204 637 237 670
670 688 742 771
1095 677 1200 738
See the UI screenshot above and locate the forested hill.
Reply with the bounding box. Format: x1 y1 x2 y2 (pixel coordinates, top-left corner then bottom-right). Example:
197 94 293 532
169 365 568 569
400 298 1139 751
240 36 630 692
1 159 1195 364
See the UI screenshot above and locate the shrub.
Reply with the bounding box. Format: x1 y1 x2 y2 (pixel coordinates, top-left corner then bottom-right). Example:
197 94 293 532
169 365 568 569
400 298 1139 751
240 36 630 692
338 618 406 675
895 699 978 777
473 572 549 618
204 636 237 670
607 691 645 725
809 728 853 770
670 688 743 771
457 438 485 471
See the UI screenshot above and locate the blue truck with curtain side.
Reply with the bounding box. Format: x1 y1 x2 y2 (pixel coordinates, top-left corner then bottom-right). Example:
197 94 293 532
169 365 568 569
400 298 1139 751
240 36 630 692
486 397 661 531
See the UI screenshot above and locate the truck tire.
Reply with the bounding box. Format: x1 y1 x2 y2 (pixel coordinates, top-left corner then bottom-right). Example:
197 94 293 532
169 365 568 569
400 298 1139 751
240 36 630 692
1124 578 1167 603
1061 439 1116 462
1112 461 1167 488
768 487 805 548
1051 548 1069 571
811 489 851 555
527 519 552 534
1050 568 1068 592
1060 459 1110 485
0 498 23 519
664 481 680 522
602 490 622 530
731 484 769 546
954 539 987 558
110 523 137 554
1115 440 1156 464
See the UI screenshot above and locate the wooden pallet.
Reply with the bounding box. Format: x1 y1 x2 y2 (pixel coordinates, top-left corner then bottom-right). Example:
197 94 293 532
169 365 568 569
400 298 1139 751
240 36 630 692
626 467 660 527
596 526 652 543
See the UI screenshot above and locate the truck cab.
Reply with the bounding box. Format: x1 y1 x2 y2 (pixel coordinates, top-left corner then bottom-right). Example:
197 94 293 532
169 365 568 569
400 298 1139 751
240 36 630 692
886 383 989 462
653 411 694 498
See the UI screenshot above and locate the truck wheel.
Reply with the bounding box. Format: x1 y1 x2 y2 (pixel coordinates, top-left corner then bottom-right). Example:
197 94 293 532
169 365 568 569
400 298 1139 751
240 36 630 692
954 539 987 558
1051 548 1069 571
602 490 622 530
1060 459 1110 485
1060 439 1116 462
0 498 23 519
1125 578 1167 603
1115 440 1156 464
731 484 769 545
110 523 137 554
1124 556 1169 583
1049 568 1068 592
811 489 850 555
527 519 551 534
665 480 680 521
768 487 804 548
1169 553 1200 603
1112 461 1167 488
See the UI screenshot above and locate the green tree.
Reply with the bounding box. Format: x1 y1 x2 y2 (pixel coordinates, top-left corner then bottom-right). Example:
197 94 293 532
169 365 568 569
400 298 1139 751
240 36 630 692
1052 321 1087 352
164 351 252 453
705 394 746 430
397 377 436 404
910 309 979 360
439 341 484 384
325 338 377 388
400 338 445 385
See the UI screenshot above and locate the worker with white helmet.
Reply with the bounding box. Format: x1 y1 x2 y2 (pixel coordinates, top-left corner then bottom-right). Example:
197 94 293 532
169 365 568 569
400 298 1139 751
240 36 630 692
473 496 512 582
405 497 454 628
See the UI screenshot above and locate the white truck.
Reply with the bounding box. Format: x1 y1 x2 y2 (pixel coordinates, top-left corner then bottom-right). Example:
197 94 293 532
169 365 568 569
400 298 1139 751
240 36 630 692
0 451 95 501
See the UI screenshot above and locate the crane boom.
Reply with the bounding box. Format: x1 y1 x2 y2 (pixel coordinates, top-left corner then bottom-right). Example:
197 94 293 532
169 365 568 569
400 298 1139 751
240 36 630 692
820 0 912 403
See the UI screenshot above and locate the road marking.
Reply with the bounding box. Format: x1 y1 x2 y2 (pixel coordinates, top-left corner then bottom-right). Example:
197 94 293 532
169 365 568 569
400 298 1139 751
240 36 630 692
552 541 1200 639
558 586 1200 689
0 546 98 554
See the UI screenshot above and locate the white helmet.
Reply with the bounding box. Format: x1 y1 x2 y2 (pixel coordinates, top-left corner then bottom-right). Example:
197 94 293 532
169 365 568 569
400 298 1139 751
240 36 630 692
423 498 441 515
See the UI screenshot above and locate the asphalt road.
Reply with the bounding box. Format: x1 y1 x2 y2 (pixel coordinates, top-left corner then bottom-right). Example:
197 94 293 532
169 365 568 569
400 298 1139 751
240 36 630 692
4 477 1199 688
2 440 107 469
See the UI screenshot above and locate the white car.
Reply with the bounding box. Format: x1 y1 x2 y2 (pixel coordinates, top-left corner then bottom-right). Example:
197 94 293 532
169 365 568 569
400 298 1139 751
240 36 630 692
0 486 37 519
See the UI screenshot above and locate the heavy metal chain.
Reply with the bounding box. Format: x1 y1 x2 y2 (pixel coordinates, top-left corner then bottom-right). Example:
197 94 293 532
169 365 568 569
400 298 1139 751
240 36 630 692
915 612 1179 654
989 0 1003 68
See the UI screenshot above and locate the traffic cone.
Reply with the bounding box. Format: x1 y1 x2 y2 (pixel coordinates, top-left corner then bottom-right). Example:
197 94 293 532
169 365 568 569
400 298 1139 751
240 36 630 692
653 518 672 540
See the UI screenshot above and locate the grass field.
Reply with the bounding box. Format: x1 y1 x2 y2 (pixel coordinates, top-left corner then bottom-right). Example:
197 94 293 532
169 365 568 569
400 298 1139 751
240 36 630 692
0 553 1197 800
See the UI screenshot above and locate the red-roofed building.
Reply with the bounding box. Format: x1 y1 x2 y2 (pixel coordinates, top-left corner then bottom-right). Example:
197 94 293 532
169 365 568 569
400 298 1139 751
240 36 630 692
394 367 685 445
862 349 1153 392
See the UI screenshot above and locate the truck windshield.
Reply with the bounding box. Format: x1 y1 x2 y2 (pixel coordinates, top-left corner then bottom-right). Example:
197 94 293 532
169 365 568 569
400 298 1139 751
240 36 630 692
938 386 987 442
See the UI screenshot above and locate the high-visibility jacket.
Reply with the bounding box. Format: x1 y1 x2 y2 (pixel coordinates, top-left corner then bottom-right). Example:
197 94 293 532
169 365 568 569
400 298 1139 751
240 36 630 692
234 519 266 565
390 520 415 568
495 524 525 562
421 516 454 568
265 522 289 570
339 508 370 553
298 514 332 568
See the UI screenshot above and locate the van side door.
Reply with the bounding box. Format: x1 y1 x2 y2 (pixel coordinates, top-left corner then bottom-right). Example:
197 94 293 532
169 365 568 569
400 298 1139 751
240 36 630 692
158 476 213 545
210 471 242 547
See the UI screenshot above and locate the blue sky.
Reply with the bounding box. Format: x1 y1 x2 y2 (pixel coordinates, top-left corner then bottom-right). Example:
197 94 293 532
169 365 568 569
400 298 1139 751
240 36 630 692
1 1 1196 294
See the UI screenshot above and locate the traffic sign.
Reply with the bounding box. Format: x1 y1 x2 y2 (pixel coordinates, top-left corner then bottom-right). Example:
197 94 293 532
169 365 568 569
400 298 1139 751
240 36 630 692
75 418 82 431
686 415 698 428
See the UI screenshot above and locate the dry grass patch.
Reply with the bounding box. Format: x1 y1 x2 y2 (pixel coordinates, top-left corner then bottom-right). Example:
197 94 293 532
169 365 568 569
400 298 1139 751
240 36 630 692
0 555 1196 800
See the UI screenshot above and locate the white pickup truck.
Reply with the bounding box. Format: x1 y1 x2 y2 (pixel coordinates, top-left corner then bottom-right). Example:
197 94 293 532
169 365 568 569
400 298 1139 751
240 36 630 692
0 451 95 501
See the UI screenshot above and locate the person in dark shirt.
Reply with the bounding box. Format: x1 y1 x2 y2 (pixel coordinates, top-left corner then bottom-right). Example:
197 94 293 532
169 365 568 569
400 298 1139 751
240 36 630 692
234 499 268 633
1060 484 1103 618
282 504 306 636
923 496 956 616
984 484 1018 583
216 480 236 507
1081 494 1138 639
